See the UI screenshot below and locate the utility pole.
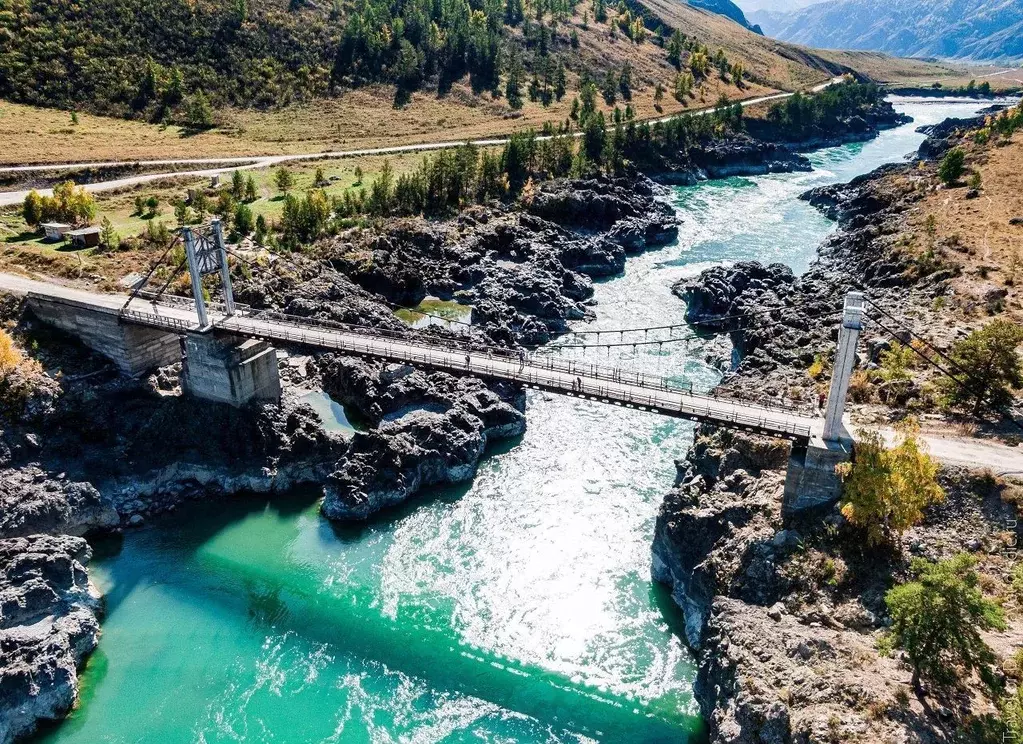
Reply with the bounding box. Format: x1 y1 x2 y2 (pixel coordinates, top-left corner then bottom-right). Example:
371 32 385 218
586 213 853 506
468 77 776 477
823 291 864 442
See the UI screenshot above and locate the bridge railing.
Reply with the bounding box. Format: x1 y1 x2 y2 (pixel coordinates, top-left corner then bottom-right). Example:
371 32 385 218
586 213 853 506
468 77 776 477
122 299 809 434
215 313 812 439
120 308 197 332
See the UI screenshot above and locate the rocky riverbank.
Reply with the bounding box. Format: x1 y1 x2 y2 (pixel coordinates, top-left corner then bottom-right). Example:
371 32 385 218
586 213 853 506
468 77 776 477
655 111 1023 741
0 535 101 744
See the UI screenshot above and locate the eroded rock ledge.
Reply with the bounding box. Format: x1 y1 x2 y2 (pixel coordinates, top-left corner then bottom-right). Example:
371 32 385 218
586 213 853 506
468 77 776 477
0 535 100 744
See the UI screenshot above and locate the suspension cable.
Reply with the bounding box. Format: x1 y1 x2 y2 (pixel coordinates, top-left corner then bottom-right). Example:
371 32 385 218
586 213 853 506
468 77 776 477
120 234 182 311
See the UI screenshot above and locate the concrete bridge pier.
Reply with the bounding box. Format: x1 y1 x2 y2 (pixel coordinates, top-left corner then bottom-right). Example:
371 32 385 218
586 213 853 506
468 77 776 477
181 332 282 407
783 292 863 515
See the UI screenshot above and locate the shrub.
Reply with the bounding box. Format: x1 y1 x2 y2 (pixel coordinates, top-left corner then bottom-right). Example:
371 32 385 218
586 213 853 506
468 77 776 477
848 369 874 402
807 354 827 381
881 553 1005 690
938 147 966 186
0 329 44 420
940 320 1023 417
837 421 944 547
878 342 915 384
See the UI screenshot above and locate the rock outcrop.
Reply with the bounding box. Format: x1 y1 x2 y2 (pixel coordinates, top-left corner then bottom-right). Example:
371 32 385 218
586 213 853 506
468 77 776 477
0 468 118 540
0 534 100 744
320 357 526 520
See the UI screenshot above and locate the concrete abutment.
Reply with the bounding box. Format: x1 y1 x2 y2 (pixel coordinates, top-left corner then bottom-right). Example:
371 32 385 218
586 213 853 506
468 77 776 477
26 295 281 407
27 295 181 376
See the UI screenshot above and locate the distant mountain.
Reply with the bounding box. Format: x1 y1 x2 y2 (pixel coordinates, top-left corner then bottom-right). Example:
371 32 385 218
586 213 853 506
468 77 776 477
687 0 765 33
750 0 1023 62
736 0 823 12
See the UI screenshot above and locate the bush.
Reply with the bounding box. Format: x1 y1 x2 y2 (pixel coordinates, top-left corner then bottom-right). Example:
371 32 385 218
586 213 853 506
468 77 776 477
837 421 944 547
939 147 966 186
881 553 1005 690
878 342 915 384
0 329 44 420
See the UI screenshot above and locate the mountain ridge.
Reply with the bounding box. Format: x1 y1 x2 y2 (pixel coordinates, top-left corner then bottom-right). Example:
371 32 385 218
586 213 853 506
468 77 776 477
750 0 1023 62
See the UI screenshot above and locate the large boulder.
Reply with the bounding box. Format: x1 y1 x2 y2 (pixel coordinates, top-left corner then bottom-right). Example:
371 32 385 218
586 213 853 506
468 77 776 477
0 468 118 539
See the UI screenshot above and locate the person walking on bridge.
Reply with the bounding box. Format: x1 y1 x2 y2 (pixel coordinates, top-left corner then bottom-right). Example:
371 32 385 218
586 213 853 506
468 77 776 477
518 349 525 371
465 354 471 370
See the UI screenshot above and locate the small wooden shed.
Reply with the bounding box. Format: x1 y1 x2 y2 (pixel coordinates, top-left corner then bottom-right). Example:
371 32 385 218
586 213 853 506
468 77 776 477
67 226 101 249
41 223 71 242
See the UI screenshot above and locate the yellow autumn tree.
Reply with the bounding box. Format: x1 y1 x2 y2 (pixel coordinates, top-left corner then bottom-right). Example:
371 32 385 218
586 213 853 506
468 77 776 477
0 328 22 376
836 420 945 548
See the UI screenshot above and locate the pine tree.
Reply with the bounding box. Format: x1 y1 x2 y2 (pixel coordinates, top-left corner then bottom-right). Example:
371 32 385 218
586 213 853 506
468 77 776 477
274 167 294 194
99 217 119 248
940 320 1023 417
881 554 1005 690
186 90 214 129
244 175 258 202
554 61 567 101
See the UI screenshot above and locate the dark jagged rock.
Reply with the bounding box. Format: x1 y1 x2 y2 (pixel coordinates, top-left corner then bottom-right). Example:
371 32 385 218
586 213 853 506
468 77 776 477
319 357 526 521
916 114 988 159
688 135 813 180
0 534 100 744
652 428 790 648
0 468 118 540
243 175 680 348
674 261 796 332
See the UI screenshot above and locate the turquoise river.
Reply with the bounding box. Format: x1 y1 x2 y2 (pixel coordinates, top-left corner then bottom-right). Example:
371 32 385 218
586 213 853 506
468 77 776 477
38 98 991 744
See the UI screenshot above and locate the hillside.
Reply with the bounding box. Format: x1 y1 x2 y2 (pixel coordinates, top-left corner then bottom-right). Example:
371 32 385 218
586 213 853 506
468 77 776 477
0 0 988 166
750 0 1023 62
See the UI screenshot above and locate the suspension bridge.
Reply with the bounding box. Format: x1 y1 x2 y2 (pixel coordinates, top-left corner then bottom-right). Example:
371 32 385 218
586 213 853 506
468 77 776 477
0 218 946 511
1 269 823 441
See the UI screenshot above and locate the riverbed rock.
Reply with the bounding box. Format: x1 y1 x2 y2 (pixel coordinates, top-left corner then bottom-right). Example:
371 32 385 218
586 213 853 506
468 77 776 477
320 357 526 521
0 534 100 744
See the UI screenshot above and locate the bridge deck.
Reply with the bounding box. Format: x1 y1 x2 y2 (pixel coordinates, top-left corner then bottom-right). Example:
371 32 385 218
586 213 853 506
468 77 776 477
0 273 816 442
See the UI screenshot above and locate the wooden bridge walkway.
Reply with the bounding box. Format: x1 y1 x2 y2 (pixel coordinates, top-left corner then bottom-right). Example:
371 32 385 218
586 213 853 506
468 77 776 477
0 272 818 442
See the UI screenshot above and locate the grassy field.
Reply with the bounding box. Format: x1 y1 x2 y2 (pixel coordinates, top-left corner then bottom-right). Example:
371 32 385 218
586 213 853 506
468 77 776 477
0 152 429 287
901 127 1023 323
